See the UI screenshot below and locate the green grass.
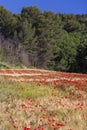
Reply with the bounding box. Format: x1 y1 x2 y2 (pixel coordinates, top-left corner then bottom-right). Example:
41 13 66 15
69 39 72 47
0 61 28 69
0 78 55 101
0 77 85 101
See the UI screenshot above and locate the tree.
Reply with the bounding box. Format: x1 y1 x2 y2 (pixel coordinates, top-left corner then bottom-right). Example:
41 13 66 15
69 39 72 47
16 18 37 66
64 20 81 32
54 31 77 71
0 6 17 37
36 11 63 69
75 32 87 73
21 6 41 27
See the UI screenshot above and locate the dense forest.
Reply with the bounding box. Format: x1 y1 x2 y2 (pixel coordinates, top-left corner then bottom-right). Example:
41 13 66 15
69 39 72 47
0 6 87 73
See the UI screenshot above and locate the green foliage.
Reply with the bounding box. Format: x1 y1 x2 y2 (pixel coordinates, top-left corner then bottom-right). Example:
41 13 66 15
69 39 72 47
0 48 7 60
0 5 87 73
0 61 11 68
21 6 41 27
64 19 81 32
0 6 17 37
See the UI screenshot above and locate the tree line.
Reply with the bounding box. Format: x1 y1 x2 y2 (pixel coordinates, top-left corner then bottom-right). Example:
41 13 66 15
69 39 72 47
0 6 87 73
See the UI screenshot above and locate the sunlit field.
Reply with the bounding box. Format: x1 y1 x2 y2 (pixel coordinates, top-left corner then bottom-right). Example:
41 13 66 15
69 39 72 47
0 69 87 130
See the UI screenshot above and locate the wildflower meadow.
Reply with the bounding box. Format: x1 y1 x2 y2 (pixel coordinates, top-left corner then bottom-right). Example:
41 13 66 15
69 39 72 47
0 69 87 130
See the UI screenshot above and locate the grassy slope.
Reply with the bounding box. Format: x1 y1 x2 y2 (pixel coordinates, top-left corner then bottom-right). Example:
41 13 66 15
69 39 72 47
0 61 28 69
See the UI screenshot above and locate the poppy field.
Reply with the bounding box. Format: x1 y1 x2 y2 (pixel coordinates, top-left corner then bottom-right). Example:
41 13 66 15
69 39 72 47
0 69 87 130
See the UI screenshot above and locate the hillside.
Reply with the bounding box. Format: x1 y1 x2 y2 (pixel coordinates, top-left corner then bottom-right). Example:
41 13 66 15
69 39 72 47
0 6 87 72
